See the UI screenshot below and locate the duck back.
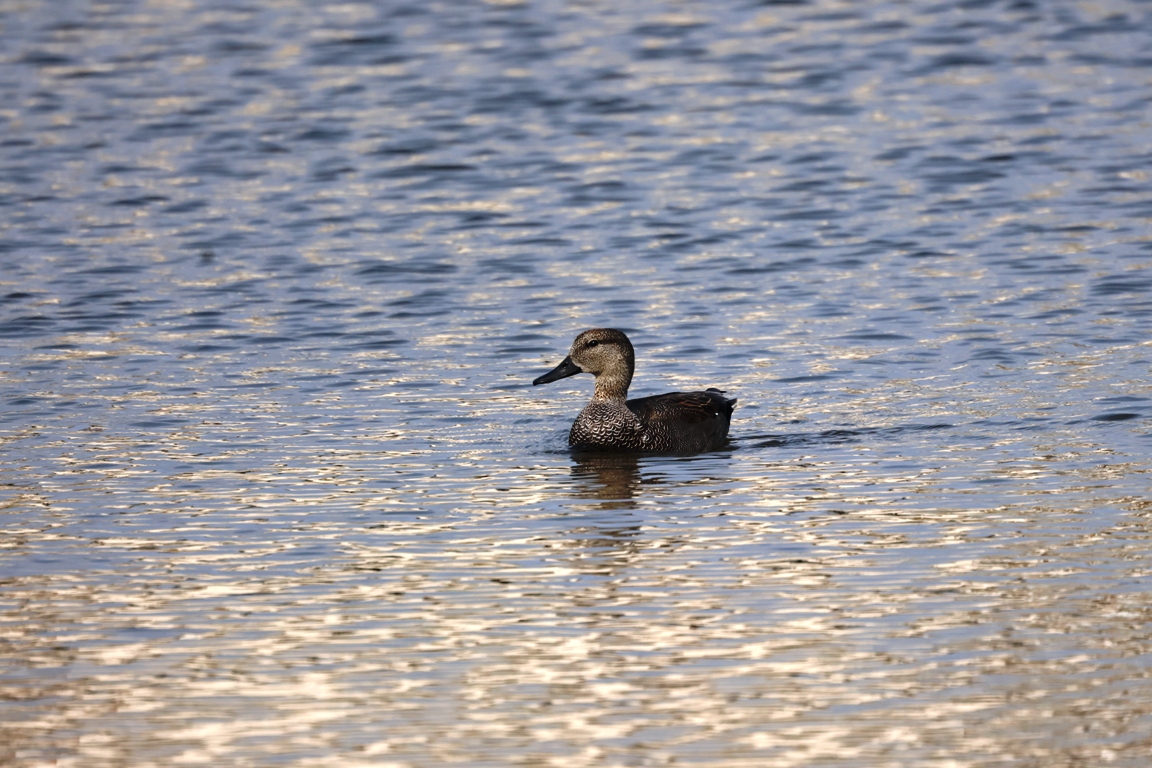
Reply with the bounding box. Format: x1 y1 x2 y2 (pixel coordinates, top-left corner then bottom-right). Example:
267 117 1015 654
626 388 736 452
569 389 735 452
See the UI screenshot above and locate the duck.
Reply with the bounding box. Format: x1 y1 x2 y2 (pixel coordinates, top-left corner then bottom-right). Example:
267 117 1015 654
532 328 736 452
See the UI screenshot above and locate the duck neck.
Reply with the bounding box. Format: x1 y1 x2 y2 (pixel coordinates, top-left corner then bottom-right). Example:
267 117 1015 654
592 367 632 402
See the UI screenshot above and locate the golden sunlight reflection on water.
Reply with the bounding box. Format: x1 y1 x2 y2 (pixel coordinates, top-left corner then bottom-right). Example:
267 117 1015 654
4 446 1151 765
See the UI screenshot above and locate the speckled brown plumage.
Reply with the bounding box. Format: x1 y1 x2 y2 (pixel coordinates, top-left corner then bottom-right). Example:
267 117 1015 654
532 328 736 452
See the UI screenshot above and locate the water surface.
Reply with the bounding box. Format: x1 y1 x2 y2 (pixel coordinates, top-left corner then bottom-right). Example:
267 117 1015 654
2 1 1152 766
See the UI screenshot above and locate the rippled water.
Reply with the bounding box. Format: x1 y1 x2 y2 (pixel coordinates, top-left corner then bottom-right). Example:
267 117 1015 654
3 0 1152 765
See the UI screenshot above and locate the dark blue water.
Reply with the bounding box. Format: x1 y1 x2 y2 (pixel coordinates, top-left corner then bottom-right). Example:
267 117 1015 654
2 1 1152 765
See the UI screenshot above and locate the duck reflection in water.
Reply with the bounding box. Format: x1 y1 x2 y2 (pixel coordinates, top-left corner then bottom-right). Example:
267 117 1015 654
563 451 646 578
569 450 644 509
533 328 736 453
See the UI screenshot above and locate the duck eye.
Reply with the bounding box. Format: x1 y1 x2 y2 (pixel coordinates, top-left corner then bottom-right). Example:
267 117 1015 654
587 340 599 348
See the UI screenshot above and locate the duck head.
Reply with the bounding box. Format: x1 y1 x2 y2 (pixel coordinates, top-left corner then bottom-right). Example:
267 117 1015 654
532 328 635 400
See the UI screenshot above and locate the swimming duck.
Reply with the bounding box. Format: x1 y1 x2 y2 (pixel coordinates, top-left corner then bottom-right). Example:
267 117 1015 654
532 328 736 452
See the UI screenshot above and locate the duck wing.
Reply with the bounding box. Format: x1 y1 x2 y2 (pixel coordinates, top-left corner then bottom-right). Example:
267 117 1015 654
626 388 736 425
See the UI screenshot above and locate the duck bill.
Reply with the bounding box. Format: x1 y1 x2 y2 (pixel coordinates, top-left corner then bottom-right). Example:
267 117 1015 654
533 355 582 385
